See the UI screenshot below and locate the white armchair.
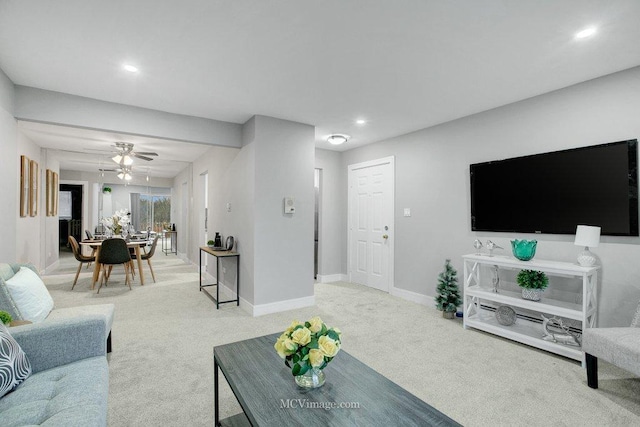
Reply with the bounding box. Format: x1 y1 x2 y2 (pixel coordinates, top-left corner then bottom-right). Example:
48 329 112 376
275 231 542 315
582 301 640 388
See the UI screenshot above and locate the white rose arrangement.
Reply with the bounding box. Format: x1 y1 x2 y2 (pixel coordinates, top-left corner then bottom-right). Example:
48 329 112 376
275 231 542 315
101 209 130 235
274 316 342 376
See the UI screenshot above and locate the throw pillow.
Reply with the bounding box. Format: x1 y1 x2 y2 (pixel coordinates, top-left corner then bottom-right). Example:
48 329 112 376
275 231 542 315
0 279 23 321
5 267 54 323
0 322 32 397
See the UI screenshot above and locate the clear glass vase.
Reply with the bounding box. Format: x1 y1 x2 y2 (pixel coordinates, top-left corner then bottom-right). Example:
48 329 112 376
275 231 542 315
294 367 325 389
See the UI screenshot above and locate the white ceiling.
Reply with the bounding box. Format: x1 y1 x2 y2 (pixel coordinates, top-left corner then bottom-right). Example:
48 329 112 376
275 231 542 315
2 0 640 176
18 121 209 178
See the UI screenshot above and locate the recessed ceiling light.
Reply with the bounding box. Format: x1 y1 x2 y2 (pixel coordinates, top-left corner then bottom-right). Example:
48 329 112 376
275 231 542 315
356 119 366 125
123 64 139 73
327 134 350 145
575 27 597 39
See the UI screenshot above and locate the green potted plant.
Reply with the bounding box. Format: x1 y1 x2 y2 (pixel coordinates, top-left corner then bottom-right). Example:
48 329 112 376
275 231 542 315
435 259 462 318
0 310 12 326
102 186 112 194
516 269 549 301
207 239 215 247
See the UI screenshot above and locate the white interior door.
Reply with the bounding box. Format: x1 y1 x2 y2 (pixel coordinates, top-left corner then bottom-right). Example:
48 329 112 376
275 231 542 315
348 157 394 292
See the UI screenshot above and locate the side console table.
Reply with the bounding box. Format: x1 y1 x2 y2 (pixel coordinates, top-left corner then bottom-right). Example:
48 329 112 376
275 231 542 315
199 246 239 309
162 230 177 255
463 254 599 364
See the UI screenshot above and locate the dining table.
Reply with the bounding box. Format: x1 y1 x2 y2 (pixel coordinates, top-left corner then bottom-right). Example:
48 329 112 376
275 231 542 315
79 238 151 289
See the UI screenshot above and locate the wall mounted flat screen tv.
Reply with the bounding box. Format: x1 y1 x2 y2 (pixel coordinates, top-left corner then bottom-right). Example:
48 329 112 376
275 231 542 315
470 139 639 236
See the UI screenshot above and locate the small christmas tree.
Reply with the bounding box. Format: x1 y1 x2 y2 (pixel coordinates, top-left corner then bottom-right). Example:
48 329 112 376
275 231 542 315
435 259 462 318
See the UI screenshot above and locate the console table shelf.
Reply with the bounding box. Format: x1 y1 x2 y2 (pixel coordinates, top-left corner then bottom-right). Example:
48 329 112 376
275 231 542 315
462 254 599 364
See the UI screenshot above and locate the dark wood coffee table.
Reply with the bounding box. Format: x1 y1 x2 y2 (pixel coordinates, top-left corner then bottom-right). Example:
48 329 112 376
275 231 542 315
214 334 460 427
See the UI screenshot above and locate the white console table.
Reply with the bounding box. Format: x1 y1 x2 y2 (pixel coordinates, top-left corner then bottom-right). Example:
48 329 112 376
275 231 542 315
462 254 599 363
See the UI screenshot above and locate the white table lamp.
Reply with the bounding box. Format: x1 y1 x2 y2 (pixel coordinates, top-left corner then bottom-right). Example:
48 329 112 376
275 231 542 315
574 225 601 266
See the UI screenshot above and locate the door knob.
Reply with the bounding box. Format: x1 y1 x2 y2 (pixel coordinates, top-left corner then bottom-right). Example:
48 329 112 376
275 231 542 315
382 234 388 239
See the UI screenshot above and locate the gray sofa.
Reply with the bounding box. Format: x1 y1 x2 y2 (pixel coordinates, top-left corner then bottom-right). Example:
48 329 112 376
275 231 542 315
0 262 114 352
0 315 109 426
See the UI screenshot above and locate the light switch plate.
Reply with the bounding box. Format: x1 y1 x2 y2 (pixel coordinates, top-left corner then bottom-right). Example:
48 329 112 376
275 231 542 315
404 208 411 217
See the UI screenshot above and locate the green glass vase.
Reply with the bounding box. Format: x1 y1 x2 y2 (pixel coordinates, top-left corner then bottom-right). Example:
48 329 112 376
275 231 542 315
511 239 537 261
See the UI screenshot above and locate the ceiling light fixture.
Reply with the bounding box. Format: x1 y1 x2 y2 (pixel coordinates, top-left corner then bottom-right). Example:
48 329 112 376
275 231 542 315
123 64 139 73
117 167 133 181
112 154 134 166
575 27 597 39
356 119 366 125
327 134 350 145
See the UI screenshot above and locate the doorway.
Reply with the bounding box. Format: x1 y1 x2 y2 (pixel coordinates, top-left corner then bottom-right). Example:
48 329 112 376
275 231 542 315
348 157 395 292
59 184 83 251
314 168 321 280
200 171 209 268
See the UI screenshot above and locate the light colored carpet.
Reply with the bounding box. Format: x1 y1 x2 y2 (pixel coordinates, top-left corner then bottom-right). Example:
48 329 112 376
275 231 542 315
44 251 640 426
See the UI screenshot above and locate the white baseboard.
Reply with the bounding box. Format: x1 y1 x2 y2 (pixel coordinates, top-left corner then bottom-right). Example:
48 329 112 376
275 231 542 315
390 285 436 308
199 269 314 317
249 295 316 317
316 273 348 283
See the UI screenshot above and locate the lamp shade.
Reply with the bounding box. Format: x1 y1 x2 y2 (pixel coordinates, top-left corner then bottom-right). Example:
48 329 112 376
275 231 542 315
574 225 601 248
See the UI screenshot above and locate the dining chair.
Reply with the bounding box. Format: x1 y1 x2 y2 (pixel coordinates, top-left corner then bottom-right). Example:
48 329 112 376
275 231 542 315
130 235 160 283
96 238 133 293
85 229 94 240
68 235 96 290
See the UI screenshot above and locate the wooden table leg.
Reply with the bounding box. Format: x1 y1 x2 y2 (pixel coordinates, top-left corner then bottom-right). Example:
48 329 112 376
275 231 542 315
135 245 145 285
92 247 101 290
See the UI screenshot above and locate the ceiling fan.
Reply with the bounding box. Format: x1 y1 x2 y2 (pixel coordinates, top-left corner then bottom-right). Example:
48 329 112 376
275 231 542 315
99 166 135 181
112 142 158 164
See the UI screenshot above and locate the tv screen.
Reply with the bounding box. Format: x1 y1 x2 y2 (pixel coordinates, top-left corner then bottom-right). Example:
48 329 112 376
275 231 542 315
470 139 639 236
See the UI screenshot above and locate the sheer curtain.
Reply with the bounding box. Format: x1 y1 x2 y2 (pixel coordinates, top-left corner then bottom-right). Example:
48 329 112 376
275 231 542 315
130 193 141 231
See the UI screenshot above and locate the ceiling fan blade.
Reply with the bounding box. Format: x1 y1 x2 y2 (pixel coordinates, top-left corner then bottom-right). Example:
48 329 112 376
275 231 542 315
134 154 154 161
99 168 119 172
134 151 158 156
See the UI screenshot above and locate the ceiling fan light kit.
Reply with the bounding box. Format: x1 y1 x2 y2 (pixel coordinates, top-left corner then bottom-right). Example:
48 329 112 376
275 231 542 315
117 167 133 181
106 142 159 180
112 154 134 165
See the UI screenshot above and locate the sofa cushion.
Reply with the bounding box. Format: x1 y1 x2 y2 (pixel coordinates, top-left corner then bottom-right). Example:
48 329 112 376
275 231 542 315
0 356 108 427
5 267 54 323
0 323 32 398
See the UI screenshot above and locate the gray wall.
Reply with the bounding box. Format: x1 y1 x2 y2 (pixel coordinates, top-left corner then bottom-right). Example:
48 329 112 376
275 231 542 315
15 133 42 267
252 116 315 305
341 66 640 327
0 68 17 263
173 115 314 310
315 148 345 278
190 144 244 289
14 86 242 148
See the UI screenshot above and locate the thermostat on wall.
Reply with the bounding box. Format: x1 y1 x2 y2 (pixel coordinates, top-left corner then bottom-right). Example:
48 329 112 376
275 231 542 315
284 197 295 214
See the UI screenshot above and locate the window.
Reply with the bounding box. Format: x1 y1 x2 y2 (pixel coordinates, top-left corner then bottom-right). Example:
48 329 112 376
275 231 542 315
136 194 171 232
